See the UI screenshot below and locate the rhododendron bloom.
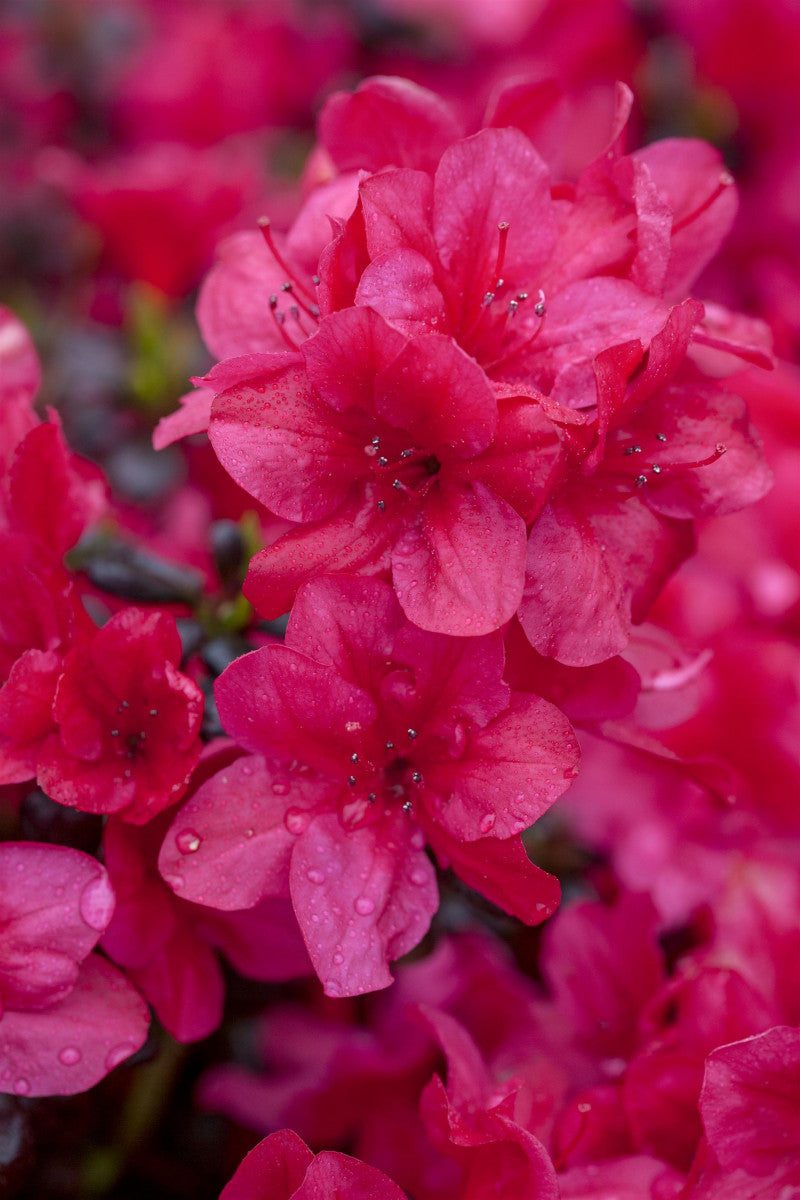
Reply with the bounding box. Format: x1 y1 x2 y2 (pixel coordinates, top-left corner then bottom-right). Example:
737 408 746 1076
100 806 310 1044
221 1129 407 1200
0 305 105 556
159 576 578 996
208 308 562 635
519 304 771 664
0 843 149 1096
37 608 204 824
0 535 94 784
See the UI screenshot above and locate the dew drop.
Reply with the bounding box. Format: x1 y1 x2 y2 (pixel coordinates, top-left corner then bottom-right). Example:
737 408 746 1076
479 813 496 834
79 874 115 932
58 1046 82 1066
271 778 291 796
284 808 309 835
410 869 428 886
306 868 325 885
241 763 253 777
354 895 375 916
332 952 344 965
105 1044 135 1071
13 1078 30 1095
176 830 202 854
410 829 425 850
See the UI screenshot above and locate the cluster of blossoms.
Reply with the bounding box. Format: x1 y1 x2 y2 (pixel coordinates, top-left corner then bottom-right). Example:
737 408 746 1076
0 2 798 1198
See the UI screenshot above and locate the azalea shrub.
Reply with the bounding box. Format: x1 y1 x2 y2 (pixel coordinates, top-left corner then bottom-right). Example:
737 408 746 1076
0 2 798 1198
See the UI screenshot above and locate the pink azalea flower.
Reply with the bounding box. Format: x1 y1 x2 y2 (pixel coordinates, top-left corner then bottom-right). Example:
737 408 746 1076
100 799 310 1044
0 535 94 785
207 308 562 635
37 608 204 824
0 304 106 557
221 1128 407 1200
0 843 149 1097
159 575 578 996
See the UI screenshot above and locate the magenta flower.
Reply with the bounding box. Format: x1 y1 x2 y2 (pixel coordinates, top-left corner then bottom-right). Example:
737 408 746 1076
697 1026 800 1190
37 608 204 824
100 802 310 1044
221 1129 407 1200
159 575 578 996
0 843 149 1097
0 535 94 784
207 307 562 635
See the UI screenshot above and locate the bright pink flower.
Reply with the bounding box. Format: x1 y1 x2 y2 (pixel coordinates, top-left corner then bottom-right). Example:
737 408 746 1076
207 309 561 635
0 536 94 784
701 1026 800 1177
418 1007 559 1200
200 932 547 1198
100 803 309 1044
40 141 264 299
0 305 105 557
37 608 204 824
159 575 577 996
682 1026 800 1199
518 304 771 664
0 843 149 1097
221 1129 407 1200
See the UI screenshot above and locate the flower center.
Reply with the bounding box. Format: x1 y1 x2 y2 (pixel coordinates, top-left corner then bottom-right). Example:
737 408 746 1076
338 732 424 829
459 220 547 374
364 434 441 514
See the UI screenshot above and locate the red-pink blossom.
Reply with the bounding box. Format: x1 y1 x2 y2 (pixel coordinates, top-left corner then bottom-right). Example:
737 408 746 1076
159 575 577 996
221 1128 407 1200
0 843 149 1096
100 801 309 1044
207 310 561 635
37 608 204 824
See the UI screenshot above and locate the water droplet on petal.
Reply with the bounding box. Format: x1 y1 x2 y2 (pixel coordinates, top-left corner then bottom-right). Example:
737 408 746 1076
13 1078 30 1096
354 895 375 916
271 778 291 796
332 952 344 965
79 873 115 932
105 1044 136 1072
176 830 202 854
479 813 496 834
306 868 325 885
284 808 309 835
58 1046 82 1066
410 869 428 886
